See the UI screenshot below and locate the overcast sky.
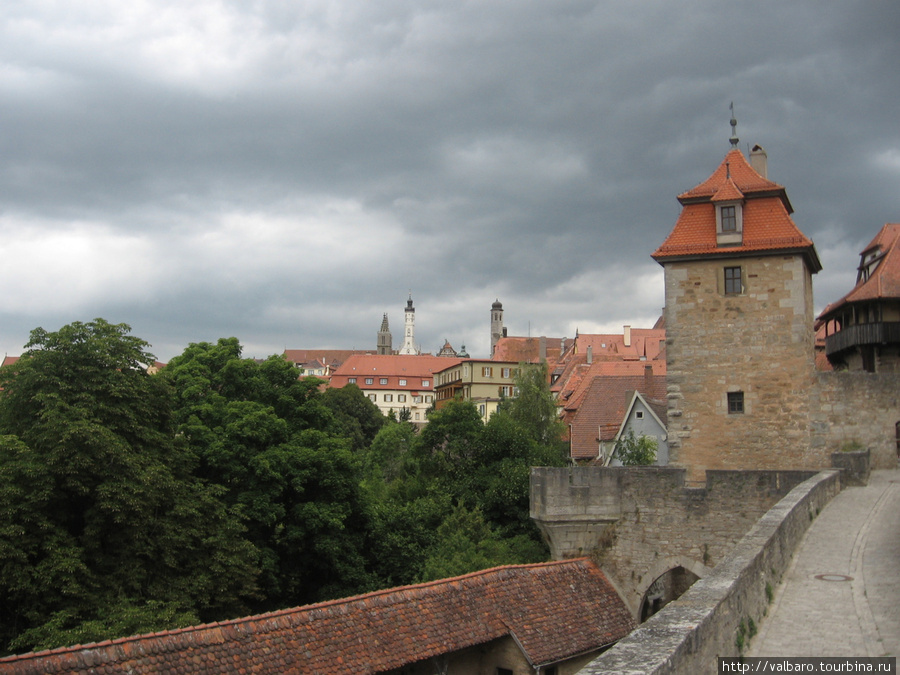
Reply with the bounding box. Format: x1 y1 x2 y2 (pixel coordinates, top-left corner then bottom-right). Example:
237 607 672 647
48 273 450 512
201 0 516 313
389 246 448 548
1 1 898 361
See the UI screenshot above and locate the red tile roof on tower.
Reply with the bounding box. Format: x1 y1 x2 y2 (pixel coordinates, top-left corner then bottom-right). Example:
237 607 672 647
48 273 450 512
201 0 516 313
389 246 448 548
652 148 822 272
817 223 900 318
0 559 635 675
677 148 785 202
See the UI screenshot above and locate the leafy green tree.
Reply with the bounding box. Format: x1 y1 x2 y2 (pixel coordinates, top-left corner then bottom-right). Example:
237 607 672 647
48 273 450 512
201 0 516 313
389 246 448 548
161 338 379 610
0 320 257 654
474 412 566 538
417 398 484 469
614 429 658 466
320 384 386 451
500 362 566 449
418 503 546 582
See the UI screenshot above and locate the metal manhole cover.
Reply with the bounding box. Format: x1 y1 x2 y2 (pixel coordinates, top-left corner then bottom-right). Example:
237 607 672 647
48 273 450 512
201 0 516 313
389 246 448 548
814 574 853 582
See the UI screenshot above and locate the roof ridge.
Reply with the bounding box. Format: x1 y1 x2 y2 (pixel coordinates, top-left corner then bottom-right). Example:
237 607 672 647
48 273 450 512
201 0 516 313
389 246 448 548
1 559 598 664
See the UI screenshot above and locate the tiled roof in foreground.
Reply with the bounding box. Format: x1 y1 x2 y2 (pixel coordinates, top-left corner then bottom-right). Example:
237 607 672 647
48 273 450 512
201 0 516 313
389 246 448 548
0 559 635 675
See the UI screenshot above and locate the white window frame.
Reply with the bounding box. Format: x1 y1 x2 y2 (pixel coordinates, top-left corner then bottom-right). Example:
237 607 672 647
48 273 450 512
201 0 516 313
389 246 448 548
716 201 743 245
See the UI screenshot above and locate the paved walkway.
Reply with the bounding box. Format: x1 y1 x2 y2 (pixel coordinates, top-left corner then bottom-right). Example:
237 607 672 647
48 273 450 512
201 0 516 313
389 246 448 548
749 469 900 658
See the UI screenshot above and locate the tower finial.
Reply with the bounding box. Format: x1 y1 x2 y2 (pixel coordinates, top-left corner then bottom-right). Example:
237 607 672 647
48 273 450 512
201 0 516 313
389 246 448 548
729 101 739 148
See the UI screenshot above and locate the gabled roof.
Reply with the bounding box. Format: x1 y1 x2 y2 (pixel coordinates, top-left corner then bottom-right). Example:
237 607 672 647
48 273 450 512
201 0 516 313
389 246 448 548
0 559 635 675
558 360 666 407
330 353 463 387
564 369 667 461
653 149 821 272
709 175 745 203
615 390 668 443
572 329 665 363
818 223 900 319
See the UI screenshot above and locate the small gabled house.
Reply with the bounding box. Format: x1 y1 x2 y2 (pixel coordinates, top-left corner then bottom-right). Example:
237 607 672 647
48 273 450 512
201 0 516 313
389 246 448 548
561 363 667 464
817 223 900 373
605 389 669 466
0 559 636 675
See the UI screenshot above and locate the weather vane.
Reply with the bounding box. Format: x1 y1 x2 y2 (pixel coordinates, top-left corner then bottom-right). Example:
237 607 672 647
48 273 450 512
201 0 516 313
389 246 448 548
729 101 739 148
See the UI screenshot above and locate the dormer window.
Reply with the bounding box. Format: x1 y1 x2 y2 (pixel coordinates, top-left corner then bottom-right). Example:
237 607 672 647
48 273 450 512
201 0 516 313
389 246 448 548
857 248 883 283
715 201 743 246
721 205 737 232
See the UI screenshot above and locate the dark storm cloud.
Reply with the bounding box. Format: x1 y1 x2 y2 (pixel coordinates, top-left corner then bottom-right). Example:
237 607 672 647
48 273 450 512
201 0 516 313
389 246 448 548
1 1 897 360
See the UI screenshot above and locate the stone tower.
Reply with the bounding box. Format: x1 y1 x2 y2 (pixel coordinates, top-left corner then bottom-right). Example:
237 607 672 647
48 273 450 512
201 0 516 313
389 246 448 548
398 294 417 355
377 313 392 355
652 132 822 481
490 299 505 356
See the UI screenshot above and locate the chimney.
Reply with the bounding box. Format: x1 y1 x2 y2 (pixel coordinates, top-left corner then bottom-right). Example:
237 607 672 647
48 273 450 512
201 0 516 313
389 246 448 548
750 144 768 179
623 325 632 348
539 336 547 361
586 344 593 364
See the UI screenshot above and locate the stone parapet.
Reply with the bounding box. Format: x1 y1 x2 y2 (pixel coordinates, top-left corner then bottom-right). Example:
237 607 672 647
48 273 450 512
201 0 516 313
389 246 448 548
531 466 815 614
576 469 842 675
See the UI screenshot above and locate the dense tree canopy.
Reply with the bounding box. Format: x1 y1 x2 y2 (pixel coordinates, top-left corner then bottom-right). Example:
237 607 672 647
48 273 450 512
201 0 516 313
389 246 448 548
0 322 569 655
160 339 380 609
0 321 257 653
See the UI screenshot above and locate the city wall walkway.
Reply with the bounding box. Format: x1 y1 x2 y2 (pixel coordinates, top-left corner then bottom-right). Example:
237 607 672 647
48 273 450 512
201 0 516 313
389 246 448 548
749 469 900 658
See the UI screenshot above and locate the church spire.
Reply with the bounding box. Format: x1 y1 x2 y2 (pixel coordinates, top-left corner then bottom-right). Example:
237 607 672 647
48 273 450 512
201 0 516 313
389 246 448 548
377 313 392 354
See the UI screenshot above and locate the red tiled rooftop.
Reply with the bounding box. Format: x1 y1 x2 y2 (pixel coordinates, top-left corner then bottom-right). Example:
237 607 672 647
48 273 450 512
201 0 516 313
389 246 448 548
677 148 785 202
565 371 667 460
283 349 372 368
329 353 463 390
818 223 900 318
0 559 635 675
491 336 571 365
653 149 821 272
709 176 745 203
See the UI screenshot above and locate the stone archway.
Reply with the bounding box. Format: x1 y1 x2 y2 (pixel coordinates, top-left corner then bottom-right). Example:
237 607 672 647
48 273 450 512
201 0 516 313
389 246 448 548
637 558 709 623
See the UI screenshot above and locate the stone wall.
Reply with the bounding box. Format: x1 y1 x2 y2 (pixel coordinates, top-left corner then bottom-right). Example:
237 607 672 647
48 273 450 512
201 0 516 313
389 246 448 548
663 255 819 481
531 466 815 615
576 470 842 675
811 371 899 469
